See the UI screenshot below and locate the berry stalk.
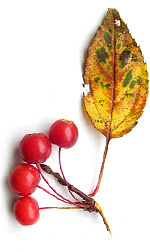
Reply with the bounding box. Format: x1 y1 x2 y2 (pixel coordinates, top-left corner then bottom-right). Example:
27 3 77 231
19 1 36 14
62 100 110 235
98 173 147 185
39 206 80 210
37 185 71 204
36 163 87 209
40 164 93 204
36 163 75 205
40 163 111 233
58 147 81 203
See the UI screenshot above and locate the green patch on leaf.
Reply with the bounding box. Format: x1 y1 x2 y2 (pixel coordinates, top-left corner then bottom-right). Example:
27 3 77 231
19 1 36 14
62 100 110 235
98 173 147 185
116 43 121 51
124 92 135 98
109 27 113 33
122 70 132 87
105 83 111 88
107 66 111 70
129 80 136 89
94 77 100 83
132 54 139 62
100 82 104 88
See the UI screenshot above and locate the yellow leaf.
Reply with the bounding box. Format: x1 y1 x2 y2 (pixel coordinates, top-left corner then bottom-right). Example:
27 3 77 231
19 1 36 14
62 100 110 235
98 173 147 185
83 8 148 139
83 9 149 196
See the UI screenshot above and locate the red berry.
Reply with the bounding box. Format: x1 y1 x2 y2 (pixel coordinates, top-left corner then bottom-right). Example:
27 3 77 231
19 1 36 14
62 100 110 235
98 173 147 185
9 163 40 196
49 119 78 148
19 133 52 164
14 196 39 225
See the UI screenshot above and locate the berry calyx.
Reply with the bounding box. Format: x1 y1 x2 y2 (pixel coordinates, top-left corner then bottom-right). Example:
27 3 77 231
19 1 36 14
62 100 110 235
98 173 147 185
9 163 40 196
14 196 39 225
19 133 52 164
49 119 78 148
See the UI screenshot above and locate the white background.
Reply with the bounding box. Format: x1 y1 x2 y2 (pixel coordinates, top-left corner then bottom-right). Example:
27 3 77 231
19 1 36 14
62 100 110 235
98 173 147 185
0 0 150 251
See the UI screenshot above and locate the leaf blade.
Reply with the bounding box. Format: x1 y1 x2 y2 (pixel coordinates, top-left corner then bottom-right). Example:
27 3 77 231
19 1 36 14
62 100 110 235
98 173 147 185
83 8 149 139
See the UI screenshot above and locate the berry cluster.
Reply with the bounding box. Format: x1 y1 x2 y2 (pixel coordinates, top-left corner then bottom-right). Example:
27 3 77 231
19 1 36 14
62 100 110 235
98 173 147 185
9 119 78 225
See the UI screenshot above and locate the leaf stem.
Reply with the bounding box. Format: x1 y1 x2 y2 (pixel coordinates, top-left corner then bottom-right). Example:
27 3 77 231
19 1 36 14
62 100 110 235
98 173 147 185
89 136 110 197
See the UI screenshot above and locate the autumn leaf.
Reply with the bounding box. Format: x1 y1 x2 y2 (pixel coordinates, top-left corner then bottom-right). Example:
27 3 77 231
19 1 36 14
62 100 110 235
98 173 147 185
83 8 149 196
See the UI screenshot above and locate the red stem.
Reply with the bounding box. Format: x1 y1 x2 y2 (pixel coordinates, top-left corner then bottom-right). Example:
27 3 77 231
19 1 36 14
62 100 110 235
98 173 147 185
39 206 80 210
37 185 70 204
89 136 110 197
36 162 86 209
40 163 111 233
36 162 74 205
58 147 80 202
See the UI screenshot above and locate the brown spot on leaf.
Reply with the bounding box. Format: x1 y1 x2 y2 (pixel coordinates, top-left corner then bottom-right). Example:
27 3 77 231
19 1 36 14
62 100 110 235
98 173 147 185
103 32 112 50
119 49 131 68
137 76 141 85
96 47 109 64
